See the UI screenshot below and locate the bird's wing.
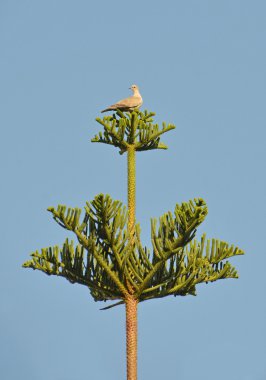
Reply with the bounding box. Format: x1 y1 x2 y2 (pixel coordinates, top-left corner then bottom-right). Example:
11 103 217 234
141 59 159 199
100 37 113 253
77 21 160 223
107 96 142 108
101 95 142 113
115 96 137 107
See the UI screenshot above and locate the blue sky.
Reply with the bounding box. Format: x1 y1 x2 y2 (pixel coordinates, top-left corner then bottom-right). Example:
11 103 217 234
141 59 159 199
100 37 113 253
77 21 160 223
1 1 266 379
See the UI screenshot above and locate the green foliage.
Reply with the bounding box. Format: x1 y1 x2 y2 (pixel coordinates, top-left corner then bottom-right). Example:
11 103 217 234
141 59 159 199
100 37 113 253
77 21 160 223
23 194 129 301
92 110 175 154
23 109 244 309
23 194 244 307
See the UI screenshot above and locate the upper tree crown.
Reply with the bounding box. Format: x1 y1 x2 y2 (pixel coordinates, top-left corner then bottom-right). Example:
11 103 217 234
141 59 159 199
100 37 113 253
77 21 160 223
92 110 176 154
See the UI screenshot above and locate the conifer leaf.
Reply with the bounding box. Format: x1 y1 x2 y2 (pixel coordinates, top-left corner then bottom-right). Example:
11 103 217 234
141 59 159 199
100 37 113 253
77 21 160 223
23 238 125 302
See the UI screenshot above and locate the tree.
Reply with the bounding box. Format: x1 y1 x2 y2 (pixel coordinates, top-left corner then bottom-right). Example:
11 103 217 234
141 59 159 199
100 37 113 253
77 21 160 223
23 109 244 380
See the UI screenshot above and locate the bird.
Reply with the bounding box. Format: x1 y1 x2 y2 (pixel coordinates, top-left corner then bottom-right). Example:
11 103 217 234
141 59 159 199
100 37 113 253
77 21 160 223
101 84 143 113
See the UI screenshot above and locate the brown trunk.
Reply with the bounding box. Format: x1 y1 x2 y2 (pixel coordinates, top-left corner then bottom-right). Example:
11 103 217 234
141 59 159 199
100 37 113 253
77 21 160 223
125 296 138 380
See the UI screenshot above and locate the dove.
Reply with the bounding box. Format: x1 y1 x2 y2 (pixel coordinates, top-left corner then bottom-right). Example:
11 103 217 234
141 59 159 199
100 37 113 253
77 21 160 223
101 84 143 113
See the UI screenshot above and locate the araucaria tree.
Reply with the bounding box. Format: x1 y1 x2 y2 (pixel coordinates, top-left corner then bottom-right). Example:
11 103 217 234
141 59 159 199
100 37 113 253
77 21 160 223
23 109 244 380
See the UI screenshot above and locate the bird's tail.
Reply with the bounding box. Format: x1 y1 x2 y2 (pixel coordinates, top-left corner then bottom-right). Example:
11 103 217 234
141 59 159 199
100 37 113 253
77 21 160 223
101 105 117 113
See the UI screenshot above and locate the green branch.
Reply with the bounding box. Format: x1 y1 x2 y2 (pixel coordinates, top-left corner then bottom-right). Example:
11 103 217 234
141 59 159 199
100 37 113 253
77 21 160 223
23 109 244 312
92 110 176 154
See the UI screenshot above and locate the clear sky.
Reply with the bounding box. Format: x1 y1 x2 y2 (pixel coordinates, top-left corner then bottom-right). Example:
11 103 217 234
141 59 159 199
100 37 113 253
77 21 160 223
1 1 266 379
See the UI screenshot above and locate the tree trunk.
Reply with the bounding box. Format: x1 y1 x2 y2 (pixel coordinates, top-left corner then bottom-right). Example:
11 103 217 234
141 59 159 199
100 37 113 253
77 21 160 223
126 144 138 379
126 296 138 380
127 145 136 242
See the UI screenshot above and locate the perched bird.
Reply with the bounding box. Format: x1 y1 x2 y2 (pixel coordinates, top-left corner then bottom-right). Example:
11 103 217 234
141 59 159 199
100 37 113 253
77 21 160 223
101 84 143 113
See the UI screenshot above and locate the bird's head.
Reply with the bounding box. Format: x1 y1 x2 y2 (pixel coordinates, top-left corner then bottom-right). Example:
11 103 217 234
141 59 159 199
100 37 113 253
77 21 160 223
129 84 140 93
